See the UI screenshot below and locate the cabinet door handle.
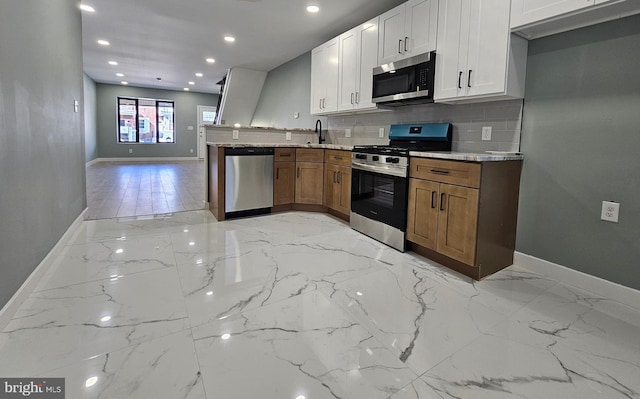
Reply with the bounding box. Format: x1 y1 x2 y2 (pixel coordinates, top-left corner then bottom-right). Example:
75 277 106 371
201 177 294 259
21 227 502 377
468 70 472 88
431 191 437 209
458 71 463 89
276 167 279 180
398 39 403 54
337 172 341 184
355 92 359 104
297 167 300 178
404 36 408 52
351 93 354 104
440 193 446 211
334 156 343 161
430 169 450 175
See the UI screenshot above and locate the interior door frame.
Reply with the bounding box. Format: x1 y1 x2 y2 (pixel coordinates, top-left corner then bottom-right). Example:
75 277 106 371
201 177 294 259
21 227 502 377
197 105 217 160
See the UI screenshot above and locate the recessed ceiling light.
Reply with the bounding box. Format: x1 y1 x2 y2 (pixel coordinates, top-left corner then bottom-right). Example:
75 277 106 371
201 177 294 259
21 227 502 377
79 4 95 12
206 58 215 64
306 5 320 13
184 88 190 91
116 73 124 77
188 81 195 85
121 81 128 85
108 61 118 66
195 72 203 77
224 36 236 43
97 39 110 46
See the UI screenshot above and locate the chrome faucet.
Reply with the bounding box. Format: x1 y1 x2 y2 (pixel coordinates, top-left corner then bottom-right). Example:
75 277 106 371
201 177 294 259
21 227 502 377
315 119 325 144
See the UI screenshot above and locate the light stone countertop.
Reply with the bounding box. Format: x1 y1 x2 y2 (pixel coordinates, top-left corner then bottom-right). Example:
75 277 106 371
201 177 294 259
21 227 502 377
410 151 524 162
204 125 316 132
206 143 523 161
207 143 354 151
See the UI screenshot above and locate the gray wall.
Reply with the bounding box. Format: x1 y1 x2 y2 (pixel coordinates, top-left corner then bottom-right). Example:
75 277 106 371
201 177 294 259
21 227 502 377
96 84 218 158
0 0 86 308
252 52 317 130
517 14 640 290
84 74 98 162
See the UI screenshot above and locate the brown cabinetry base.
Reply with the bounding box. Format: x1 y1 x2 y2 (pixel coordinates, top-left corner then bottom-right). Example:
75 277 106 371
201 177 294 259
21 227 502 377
409 242 482 280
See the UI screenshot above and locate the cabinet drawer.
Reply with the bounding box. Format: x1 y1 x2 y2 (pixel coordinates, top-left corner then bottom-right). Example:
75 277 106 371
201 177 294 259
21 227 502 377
410 158 481 188
296 148 324 162
324 150 351 166
275 148 296 161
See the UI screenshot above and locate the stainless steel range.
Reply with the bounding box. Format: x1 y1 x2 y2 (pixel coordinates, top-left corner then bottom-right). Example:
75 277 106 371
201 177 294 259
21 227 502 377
350 123 452 251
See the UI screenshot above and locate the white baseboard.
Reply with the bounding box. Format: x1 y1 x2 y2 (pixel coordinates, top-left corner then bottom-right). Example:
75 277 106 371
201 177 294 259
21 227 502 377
87 157 200 165
0 208 88 332
514 251 640 312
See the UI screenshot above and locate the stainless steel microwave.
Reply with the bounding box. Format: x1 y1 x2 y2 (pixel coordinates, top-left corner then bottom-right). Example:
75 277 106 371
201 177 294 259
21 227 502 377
372 51 436 106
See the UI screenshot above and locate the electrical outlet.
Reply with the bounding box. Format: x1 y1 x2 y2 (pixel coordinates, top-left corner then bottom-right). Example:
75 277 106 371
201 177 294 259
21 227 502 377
601 201 620 223
232 130 239 140
293 112 299 119
482 126 492 141
379 127 385 138
187 126 194 131
345 129 351 138
190 148 194 153
128 148 133 154
285 132 292 141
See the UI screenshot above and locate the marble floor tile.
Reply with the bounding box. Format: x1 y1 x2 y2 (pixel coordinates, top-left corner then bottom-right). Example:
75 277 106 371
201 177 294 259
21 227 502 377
329 265 508 375
39 329 205 399
192 289 418 399
1 210 638 399
0 268 189 376
34 233 176 291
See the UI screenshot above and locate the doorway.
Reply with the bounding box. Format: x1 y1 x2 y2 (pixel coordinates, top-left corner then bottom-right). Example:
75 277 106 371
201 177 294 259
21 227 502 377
197 105 217 160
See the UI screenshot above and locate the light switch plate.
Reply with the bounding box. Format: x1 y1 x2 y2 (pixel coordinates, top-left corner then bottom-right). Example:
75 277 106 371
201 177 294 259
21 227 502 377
345 129 351 138
482 126 492 141
379 128 385 138
187 126 194 130
285 132 292 141
232 130 239 140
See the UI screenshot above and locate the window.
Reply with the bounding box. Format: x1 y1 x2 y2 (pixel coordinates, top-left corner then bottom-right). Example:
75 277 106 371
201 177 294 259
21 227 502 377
118 97 175 143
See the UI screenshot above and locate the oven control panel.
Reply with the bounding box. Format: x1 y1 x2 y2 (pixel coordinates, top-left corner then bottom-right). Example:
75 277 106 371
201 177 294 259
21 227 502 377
351 152 409 178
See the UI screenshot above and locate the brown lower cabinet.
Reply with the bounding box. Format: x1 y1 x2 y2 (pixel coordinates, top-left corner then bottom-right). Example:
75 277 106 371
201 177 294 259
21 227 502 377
295 149 324 205
324 150 351 217
407 157 522 280
274 148 296 206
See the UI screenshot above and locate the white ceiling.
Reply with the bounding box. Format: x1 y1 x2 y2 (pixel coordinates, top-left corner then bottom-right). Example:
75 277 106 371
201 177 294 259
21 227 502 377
81 0 406 94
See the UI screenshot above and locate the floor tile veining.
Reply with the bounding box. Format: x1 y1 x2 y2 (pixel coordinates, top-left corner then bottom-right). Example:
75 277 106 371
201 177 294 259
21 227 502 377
1 210 638 398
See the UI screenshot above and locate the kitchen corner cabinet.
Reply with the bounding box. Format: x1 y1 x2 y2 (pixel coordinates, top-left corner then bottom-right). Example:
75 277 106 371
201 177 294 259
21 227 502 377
323 150 352 216
378 0 439 65
510 0 594 28
407 157 522 279
338 18 379 112
274 149 296 206
295 149 324 205
434 0 528 103
311 38 339 115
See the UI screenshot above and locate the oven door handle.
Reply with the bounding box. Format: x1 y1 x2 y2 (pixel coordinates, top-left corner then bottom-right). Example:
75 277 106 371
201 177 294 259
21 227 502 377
352 162 407 178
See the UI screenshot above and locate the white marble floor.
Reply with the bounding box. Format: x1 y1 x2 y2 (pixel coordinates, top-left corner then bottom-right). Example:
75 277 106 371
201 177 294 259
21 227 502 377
1 210 638 399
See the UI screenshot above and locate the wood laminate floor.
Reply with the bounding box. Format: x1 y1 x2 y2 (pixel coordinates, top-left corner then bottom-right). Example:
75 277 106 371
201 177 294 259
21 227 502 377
85 160 206 220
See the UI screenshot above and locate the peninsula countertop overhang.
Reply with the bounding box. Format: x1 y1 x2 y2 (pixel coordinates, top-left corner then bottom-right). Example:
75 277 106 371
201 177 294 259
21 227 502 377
207 143 524 162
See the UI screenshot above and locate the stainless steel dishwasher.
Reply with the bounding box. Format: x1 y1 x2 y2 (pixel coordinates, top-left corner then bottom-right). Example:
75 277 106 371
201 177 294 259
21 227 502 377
224 147 274 218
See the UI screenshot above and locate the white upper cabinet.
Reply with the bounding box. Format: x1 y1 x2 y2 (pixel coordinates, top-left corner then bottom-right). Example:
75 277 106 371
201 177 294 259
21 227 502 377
510 0 594 28
338 18 379 112
378 0 438 65
310 38 339 115
510 0 640 39
434 0 528 103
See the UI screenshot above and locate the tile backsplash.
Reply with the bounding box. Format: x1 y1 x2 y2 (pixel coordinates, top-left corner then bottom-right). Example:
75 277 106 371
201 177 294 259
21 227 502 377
326 99 523 152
